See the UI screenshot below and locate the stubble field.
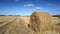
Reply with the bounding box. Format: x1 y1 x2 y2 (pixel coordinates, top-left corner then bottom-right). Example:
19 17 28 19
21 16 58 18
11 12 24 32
0 15 60 34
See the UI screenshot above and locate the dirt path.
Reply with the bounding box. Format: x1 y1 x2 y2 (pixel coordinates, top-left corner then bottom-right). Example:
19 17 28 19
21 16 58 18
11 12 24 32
2 17 33 34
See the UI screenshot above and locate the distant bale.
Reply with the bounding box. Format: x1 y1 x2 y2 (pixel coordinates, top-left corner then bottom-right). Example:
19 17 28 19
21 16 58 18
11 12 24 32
30 12 53 33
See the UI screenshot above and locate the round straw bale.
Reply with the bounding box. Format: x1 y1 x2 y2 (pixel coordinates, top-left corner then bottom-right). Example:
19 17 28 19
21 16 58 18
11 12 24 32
30 12 53 32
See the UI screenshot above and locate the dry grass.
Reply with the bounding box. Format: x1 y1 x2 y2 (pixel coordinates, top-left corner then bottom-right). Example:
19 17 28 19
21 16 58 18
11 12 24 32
0 16 33 34
0 16 13 22
20 16 30 27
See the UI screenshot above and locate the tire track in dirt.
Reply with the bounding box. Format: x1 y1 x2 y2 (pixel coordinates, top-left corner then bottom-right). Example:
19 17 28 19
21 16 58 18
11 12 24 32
0 17 33 34
4 17 21 34
0 18 16 34
4 17 33 34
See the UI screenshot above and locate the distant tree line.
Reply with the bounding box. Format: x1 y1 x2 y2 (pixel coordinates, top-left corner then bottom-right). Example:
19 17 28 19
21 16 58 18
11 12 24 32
0 15 21 16
0 15 6 16
53 15 60 18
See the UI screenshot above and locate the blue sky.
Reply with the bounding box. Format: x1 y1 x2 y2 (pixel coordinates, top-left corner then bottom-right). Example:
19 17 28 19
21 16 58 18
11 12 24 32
0 0 60 15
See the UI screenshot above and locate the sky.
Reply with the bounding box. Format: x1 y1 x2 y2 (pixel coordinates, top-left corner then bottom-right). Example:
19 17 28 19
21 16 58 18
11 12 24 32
0 0 60 15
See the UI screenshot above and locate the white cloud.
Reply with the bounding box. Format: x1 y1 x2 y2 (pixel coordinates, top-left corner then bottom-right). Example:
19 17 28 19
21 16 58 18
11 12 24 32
24 3 34 7
36 7 42 10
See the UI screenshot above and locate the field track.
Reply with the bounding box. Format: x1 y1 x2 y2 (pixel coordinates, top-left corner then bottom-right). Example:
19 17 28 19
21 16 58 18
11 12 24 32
0 17 32 34
0 17 16 34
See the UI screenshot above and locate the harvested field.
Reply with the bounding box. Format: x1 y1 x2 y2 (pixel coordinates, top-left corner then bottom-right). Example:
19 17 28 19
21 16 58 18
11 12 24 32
0 12 60 34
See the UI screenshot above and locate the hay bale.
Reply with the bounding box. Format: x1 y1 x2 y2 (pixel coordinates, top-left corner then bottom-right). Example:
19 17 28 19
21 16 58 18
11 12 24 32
30 12 53 33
